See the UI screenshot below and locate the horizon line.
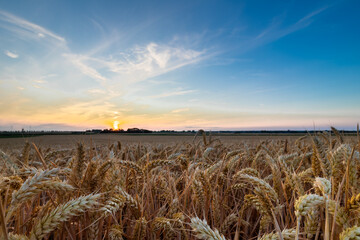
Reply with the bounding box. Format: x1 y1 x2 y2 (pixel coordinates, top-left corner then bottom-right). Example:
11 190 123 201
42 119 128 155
1 128 359 132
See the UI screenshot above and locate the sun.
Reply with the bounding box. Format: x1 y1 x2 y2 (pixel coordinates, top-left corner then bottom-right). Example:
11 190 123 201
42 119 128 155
113 121 120 130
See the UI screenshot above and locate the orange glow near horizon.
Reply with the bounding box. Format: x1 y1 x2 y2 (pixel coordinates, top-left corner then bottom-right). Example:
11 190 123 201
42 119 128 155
113 121 120 130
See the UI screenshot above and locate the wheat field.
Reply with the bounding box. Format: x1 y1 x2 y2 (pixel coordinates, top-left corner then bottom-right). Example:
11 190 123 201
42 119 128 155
1 128 360 240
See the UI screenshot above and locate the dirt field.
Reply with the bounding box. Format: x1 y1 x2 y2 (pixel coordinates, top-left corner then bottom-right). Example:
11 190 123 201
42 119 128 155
0 134 304 150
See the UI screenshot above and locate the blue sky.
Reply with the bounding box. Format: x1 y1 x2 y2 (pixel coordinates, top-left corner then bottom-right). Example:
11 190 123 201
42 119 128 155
0 0 359 130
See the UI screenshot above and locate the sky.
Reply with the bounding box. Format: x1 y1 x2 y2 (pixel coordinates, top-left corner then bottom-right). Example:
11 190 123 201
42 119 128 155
0 0 359 131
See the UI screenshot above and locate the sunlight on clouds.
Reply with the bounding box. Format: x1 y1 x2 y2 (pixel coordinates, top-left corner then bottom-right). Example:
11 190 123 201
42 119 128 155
1 7 354 131
145 43 202 69
33 79 47 84
65 42 205 87
147 43 171 68
150 89 197 99
171 108 189 113
4 50 18 58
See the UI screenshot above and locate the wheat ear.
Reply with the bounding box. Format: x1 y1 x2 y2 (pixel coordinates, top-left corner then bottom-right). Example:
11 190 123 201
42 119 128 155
11 168 61 205
190 217 226 240
339 226 360 240
30 193 100 240
294 194 324 240
259 228 296 240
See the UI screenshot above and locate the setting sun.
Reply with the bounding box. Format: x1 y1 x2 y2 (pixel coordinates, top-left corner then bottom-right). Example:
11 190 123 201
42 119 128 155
113 121 120 130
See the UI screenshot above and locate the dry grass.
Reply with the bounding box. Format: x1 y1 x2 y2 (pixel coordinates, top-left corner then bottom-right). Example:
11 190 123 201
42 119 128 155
0 128 360 239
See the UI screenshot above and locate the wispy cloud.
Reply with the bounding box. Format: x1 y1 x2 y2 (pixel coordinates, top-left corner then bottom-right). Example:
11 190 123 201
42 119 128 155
150 89 197 99
247 85 294 95
206 6 331 70
67 42 206 86
0 9 208 88
255 15 283 40
249 6 331 50
297 6 329 23
0 10 65 43
0 10 210 129
4 50 18 58
63 54 107 83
